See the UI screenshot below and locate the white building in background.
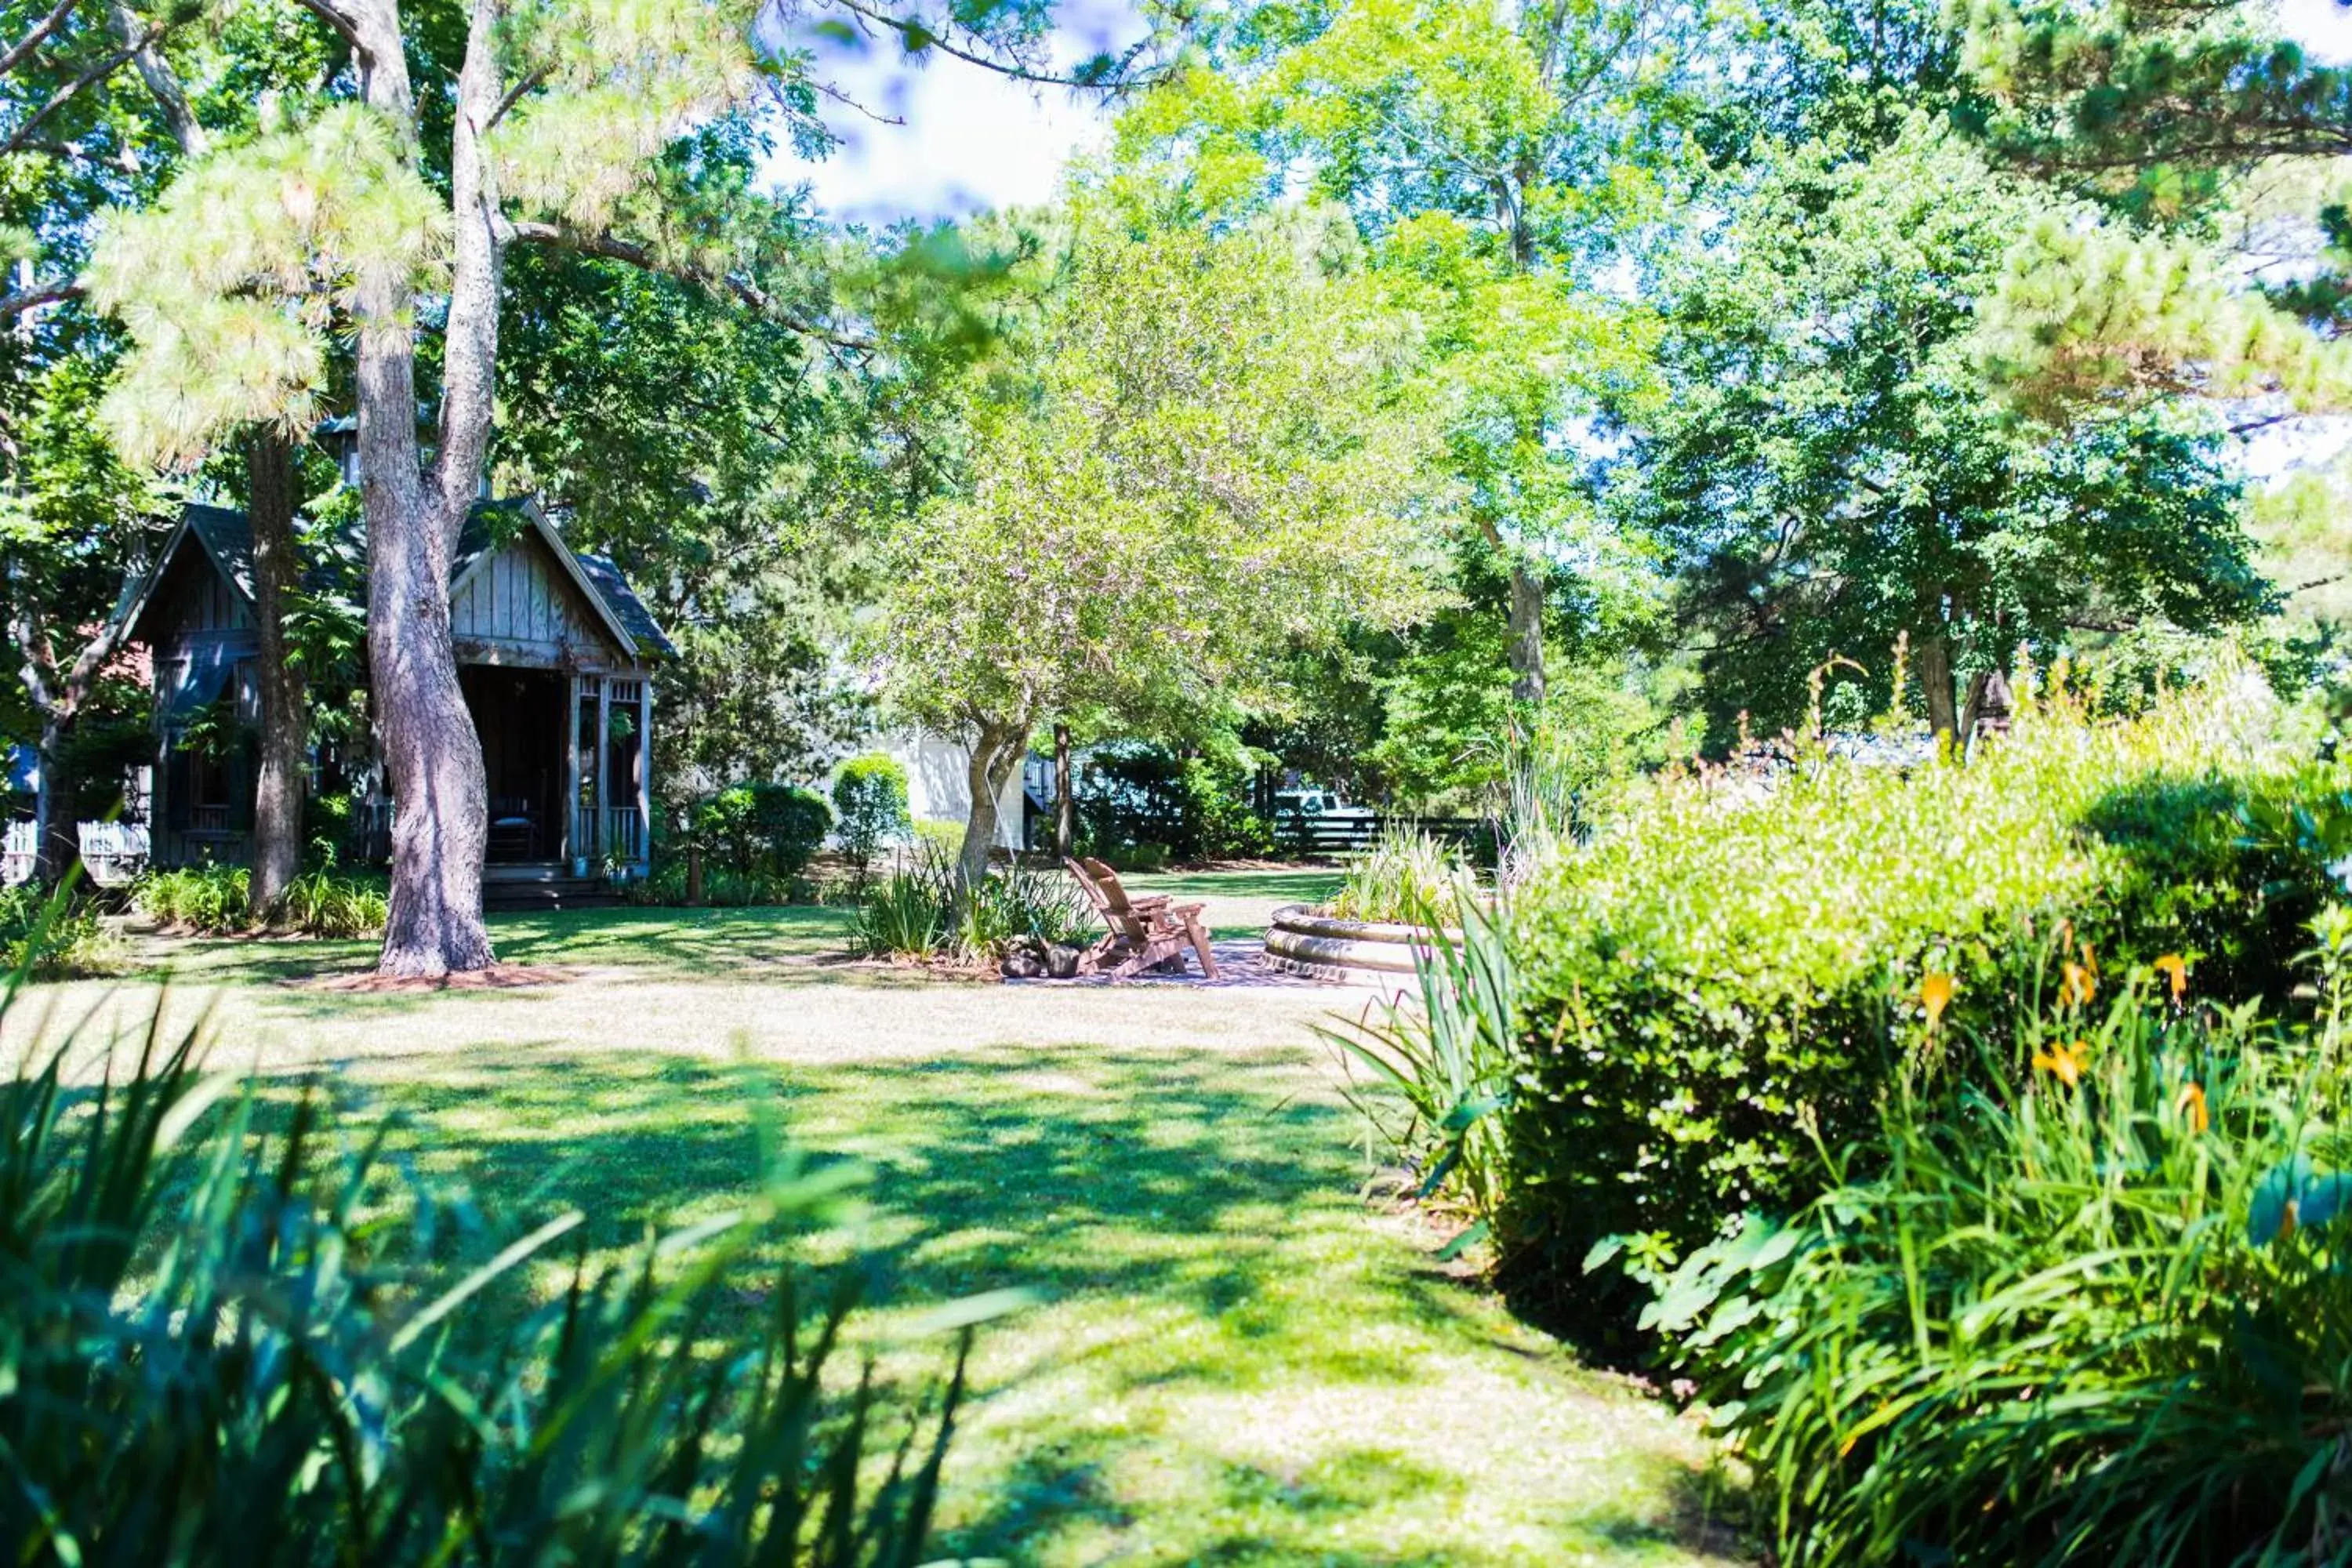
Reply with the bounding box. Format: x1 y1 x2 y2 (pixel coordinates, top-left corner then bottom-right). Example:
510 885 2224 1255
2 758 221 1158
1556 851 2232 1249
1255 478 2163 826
877 728 1034 851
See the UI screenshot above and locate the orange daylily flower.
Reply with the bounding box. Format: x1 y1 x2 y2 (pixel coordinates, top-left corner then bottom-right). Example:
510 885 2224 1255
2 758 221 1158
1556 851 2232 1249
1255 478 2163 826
2154 953 2188 1002
2033 1039 2090 1087
2060 962 2098 1009
2176 1081 2209 1134
1922 972 1956 1032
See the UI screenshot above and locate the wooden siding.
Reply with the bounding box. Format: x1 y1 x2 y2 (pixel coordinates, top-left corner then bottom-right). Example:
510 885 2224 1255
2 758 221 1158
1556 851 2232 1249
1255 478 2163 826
450 534 626 669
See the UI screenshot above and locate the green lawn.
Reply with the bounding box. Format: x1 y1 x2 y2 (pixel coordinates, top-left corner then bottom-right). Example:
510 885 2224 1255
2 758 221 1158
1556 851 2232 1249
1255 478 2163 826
12 870 1737 1565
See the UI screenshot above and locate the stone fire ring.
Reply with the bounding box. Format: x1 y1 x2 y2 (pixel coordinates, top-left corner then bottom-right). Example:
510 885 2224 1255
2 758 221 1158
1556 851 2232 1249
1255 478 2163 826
1262 902 1460 983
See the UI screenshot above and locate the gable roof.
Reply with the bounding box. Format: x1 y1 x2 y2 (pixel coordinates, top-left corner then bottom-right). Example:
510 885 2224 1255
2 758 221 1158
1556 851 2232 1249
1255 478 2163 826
120 497 673 662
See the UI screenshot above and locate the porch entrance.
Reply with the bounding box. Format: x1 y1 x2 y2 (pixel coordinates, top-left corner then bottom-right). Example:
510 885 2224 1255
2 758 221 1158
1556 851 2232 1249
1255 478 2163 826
459 667 564 864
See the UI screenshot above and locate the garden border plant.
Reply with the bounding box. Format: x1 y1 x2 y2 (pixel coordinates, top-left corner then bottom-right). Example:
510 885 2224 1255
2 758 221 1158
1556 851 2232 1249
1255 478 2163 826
0 965 1014 1564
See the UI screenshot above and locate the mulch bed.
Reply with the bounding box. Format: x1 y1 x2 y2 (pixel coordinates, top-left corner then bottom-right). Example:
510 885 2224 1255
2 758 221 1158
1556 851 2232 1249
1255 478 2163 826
299 964 575 994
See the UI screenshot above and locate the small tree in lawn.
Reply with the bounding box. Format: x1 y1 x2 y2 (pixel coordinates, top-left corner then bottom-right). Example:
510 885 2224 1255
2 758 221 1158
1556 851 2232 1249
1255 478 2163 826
879 201 1443 891
833 753 910 881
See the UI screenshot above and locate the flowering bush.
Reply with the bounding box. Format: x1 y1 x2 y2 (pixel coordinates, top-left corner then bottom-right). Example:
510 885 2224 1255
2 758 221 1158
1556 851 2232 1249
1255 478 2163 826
1501 676 2337 1305
1613 933 2352 1564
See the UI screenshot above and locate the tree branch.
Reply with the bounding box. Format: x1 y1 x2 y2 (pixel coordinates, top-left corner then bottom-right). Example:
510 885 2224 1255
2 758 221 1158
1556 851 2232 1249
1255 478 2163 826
826 0 1147 91
485 62 546 132
0 34 141 157
506 220 879 350
292 0 360 53
0 0 82 82
0 278 81 318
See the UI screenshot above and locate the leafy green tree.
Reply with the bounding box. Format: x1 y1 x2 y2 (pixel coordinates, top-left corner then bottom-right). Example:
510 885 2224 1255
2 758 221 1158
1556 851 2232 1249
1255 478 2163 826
831 753 909 879
495 232 881 802
879 203 1442 887
0 354 164 882
1120 0 1708 704
1621 123 2271 742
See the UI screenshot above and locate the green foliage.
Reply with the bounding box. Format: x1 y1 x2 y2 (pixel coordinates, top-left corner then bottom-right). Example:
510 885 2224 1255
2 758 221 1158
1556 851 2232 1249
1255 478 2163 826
500 243 880 797
909 818 965 856
850 851 1091 963
274 863 390 938
688 783 833 877
630 861 813 909
133 863 387 937
0 884 112 979
132 865 252 931
1073 743 1272 864
1617 943 2352 1564
832 753 911 875
1501 679 2332 1298
880 201 1439 798
0 990 986 1566
1327 829 1470 927
1624 121 2272 740
1320 887 1519 1226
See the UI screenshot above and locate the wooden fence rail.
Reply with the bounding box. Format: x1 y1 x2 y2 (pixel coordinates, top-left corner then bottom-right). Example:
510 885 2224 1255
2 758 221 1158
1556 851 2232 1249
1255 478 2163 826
1275 815 1488 855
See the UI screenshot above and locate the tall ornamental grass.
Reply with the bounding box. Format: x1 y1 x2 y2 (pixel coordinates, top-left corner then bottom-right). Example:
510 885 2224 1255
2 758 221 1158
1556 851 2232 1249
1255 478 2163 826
850 849 1092 961
1613 926 2352 1565
0 981 1000 1566
1327 828 1470 926
1320 880 1518 1240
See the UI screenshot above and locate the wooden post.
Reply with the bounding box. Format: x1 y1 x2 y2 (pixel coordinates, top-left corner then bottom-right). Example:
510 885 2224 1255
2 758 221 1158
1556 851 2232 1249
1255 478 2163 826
594 675 611 864
636 677 652 867
1054 722 1073 860
560 670 579 862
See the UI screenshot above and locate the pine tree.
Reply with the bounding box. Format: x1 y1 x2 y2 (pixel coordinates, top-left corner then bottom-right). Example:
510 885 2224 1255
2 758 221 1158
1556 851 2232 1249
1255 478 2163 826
85 0 1092 972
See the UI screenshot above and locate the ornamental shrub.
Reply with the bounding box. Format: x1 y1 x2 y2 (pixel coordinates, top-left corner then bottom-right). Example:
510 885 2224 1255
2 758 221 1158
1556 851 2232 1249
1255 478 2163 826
0 884 111 978
132 863 387 938
1074 742 1272 862
1501 676 2336 1305
1617 936 2352 1564
832 753 911 875
750 782 832 873
690 782 833 875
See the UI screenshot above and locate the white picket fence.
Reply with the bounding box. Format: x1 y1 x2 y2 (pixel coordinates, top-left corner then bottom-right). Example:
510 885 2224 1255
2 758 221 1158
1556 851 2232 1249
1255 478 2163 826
77 822 149 887
0 820 150 887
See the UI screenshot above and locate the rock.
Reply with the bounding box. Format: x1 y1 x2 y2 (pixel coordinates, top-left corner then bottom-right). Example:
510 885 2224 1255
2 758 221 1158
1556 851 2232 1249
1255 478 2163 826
1045 944 1081 979
1001 938 1046 979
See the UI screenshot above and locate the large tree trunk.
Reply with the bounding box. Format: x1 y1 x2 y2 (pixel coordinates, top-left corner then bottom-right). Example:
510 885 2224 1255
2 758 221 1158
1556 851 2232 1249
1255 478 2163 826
958 720 1024 893
347 0 499 975
245 429 305 918
1917 629 1958 751
31 714 73 887
1507 561 1545 706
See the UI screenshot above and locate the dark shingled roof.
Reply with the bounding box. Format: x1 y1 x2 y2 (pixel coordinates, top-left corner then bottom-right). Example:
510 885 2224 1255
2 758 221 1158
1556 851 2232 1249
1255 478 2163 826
129 497 674 661
572 550 676 659
182 503 256 601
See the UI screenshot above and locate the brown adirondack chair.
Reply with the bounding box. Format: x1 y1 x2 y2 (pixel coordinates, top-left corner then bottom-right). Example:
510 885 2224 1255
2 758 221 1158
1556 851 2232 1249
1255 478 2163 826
1066 857 1220 980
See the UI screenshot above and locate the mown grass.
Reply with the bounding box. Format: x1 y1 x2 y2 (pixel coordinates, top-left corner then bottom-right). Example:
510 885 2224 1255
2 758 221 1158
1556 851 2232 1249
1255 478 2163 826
11 869 1733 1565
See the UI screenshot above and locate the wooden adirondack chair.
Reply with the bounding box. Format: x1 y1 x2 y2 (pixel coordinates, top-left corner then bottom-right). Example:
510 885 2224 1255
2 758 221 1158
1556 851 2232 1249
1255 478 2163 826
1066 857 1221 980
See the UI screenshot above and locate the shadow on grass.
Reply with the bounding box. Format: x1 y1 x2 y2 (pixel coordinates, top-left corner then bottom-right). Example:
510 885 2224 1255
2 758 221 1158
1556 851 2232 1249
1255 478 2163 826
307 1043 1734 1563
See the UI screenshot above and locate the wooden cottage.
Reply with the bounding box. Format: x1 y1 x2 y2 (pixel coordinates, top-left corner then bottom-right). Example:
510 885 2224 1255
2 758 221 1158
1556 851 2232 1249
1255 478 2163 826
116 499 672 890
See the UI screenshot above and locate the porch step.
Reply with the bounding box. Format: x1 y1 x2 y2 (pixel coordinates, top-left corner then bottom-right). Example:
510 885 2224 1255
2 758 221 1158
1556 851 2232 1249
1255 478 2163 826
482 872 622 913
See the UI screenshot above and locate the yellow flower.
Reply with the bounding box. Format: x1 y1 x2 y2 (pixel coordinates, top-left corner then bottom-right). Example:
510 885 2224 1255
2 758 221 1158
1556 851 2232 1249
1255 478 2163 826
2033 1039 2090 1087
1921 971 1956 1032
2176 1081 2209 1134
2153 953 2188 1002
2059 961 2098 1009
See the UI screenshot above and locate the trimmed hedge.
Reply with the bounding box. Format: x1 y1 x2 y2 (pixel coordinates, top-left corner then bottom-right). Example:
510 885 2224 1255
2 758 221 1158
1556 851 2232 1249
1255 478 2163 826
687 782 833 875
1500 681 2335 1298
